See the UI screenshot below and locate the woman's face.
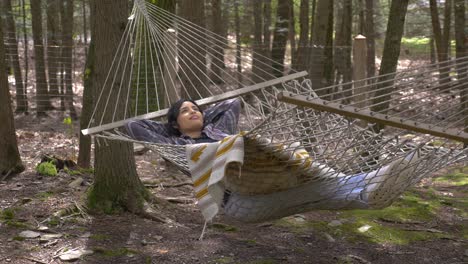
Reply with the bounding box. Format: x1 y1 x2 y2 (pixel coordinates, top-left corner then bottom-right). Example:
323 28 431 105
176 101 204 134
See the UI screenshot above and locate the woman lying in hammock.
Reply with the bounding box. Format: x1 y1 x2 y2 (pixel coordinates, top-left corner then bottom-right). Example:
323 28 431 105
125 98 241 145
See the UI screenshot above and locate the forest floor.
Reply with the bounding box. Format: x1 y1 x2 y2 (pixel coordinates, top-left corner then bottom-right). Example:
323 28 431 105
0 111 467 264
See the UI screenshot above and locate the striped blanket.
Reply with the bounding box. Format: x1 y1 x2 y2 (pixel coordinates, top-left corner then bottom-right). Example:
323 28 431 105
186 134 245 221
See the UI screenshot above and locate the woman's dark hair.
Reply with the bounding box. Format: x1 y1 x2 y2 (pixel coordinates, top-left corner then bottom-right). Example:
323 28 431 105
166 99 203 136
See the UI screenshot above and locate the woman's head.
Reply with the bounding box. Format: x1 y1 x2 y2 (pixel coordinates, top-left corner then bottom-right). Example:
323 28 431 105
167 99 204 137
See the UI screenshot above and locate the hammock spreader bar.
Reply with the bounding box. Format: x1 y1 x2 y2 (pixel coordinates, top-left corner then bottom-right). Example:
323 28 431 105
277 91 468 144
82 71 308 136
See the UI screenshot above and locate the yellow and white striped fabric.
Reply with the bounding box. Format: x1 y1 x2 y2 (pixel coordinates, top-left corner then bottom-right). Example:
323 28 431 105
186 134 245 221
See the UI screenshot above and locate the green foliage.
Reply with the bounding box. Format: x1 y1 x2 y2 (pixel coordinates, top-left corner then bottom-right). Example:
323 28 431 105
13 236 25 241
1 208 15 220
36 161 58 176
90 234 110 241
47 216 61 227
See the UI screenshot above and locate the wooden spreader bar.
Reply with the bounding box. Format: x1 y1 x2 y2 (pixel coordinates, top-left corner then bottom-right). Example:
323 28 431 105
277 92 468 144
82 71 308 136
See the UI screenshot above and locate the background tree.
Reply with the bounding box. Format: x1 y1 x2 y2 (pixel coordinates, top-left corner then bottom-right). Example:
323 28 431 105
271 0 289 77
60 0 78 120
293 0 309 71
0 17 24 177
334 0 352 101
178 0 208 99
453 0 467 136
210 0 225 84
371 0 409 132
46 0 61 98
429 0 452 87
308 0 334 98
365 0 376 80
87 0 147 215
30 0 53 116
0 0 28 113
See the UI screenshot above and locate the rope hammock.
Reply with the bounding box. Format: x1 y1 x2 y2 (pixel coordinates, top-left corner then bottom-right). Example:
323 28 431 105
83 0 468 223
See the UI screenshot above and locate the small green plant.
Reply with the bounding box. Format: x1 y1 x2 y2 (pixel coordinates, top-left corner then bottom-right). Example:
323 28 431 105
1 208 15 220
36 161 58 176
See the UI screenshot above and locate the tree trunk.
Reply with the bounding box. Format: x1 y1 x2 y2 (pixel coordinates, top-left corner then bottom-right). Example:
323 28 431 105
30 0 53 116
271 0 289 77
21 0 29 98
0 17 24 177
252 0 264 82
88 0 147 214
334 0 352 101
429 0 451 88
371 0 409 132
453 0 467 135
288 0 296 69
47 0 61 98
178 0 208 99
263 0 272 58
293 0 309 71
234 0 242 85
1 0 28 113
61 0 78 120
82 0 88 57
365 0 376 79
308 0 334 98
210 0 224 84
78 3 96 169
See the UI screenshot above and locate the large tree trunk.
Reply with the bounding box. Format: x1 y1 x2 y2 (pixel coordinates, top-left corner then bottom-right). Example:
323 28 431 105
334 0 352 101
61 0 78 120
293 0 309 71
453 0 467 136
271 0 289 77
178 0 208 99
429 0 452 88
30 0 53 116
88 0 146 214
0 17 24 177
371 0 409 132
47 0 61 98
365 0 376 79
308 0 333 98
1 0 28 113
234 0 242 85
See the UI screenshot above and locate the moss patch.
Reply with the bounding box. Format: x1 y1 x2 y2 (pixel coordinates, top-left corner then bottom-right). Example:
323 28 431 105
36 161 58 176
434 172 468 187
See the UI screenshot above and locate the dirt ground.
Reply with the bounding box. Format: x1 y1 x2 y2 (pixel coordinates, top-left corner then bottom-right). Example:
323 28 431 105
1 112 467 264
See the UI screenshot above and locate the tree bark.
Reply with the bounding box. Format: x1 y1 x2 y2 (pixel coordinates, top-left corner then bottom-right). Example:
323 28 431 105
47 0 61 98
334 0 352 101
87 0 147 214
263 0 272 58
0 17 24 177
371 0 409 132
271 0 289 77
429 0 451 88
61 0 78 120
210 0 225 84
178 0 208 99
365 0 376 79
30 0 53 116
308 0 333 98
293 0 309 71
453 0 467 135
1 0 28 113
234 0 242 85
77 1 96 169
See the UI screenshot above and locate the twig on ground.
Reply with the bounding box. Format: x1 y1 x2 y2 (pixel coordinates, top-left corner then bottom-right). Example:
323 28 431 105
347 254 371 264
1 168 13 181
145 181 192 188
22 256 48 264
